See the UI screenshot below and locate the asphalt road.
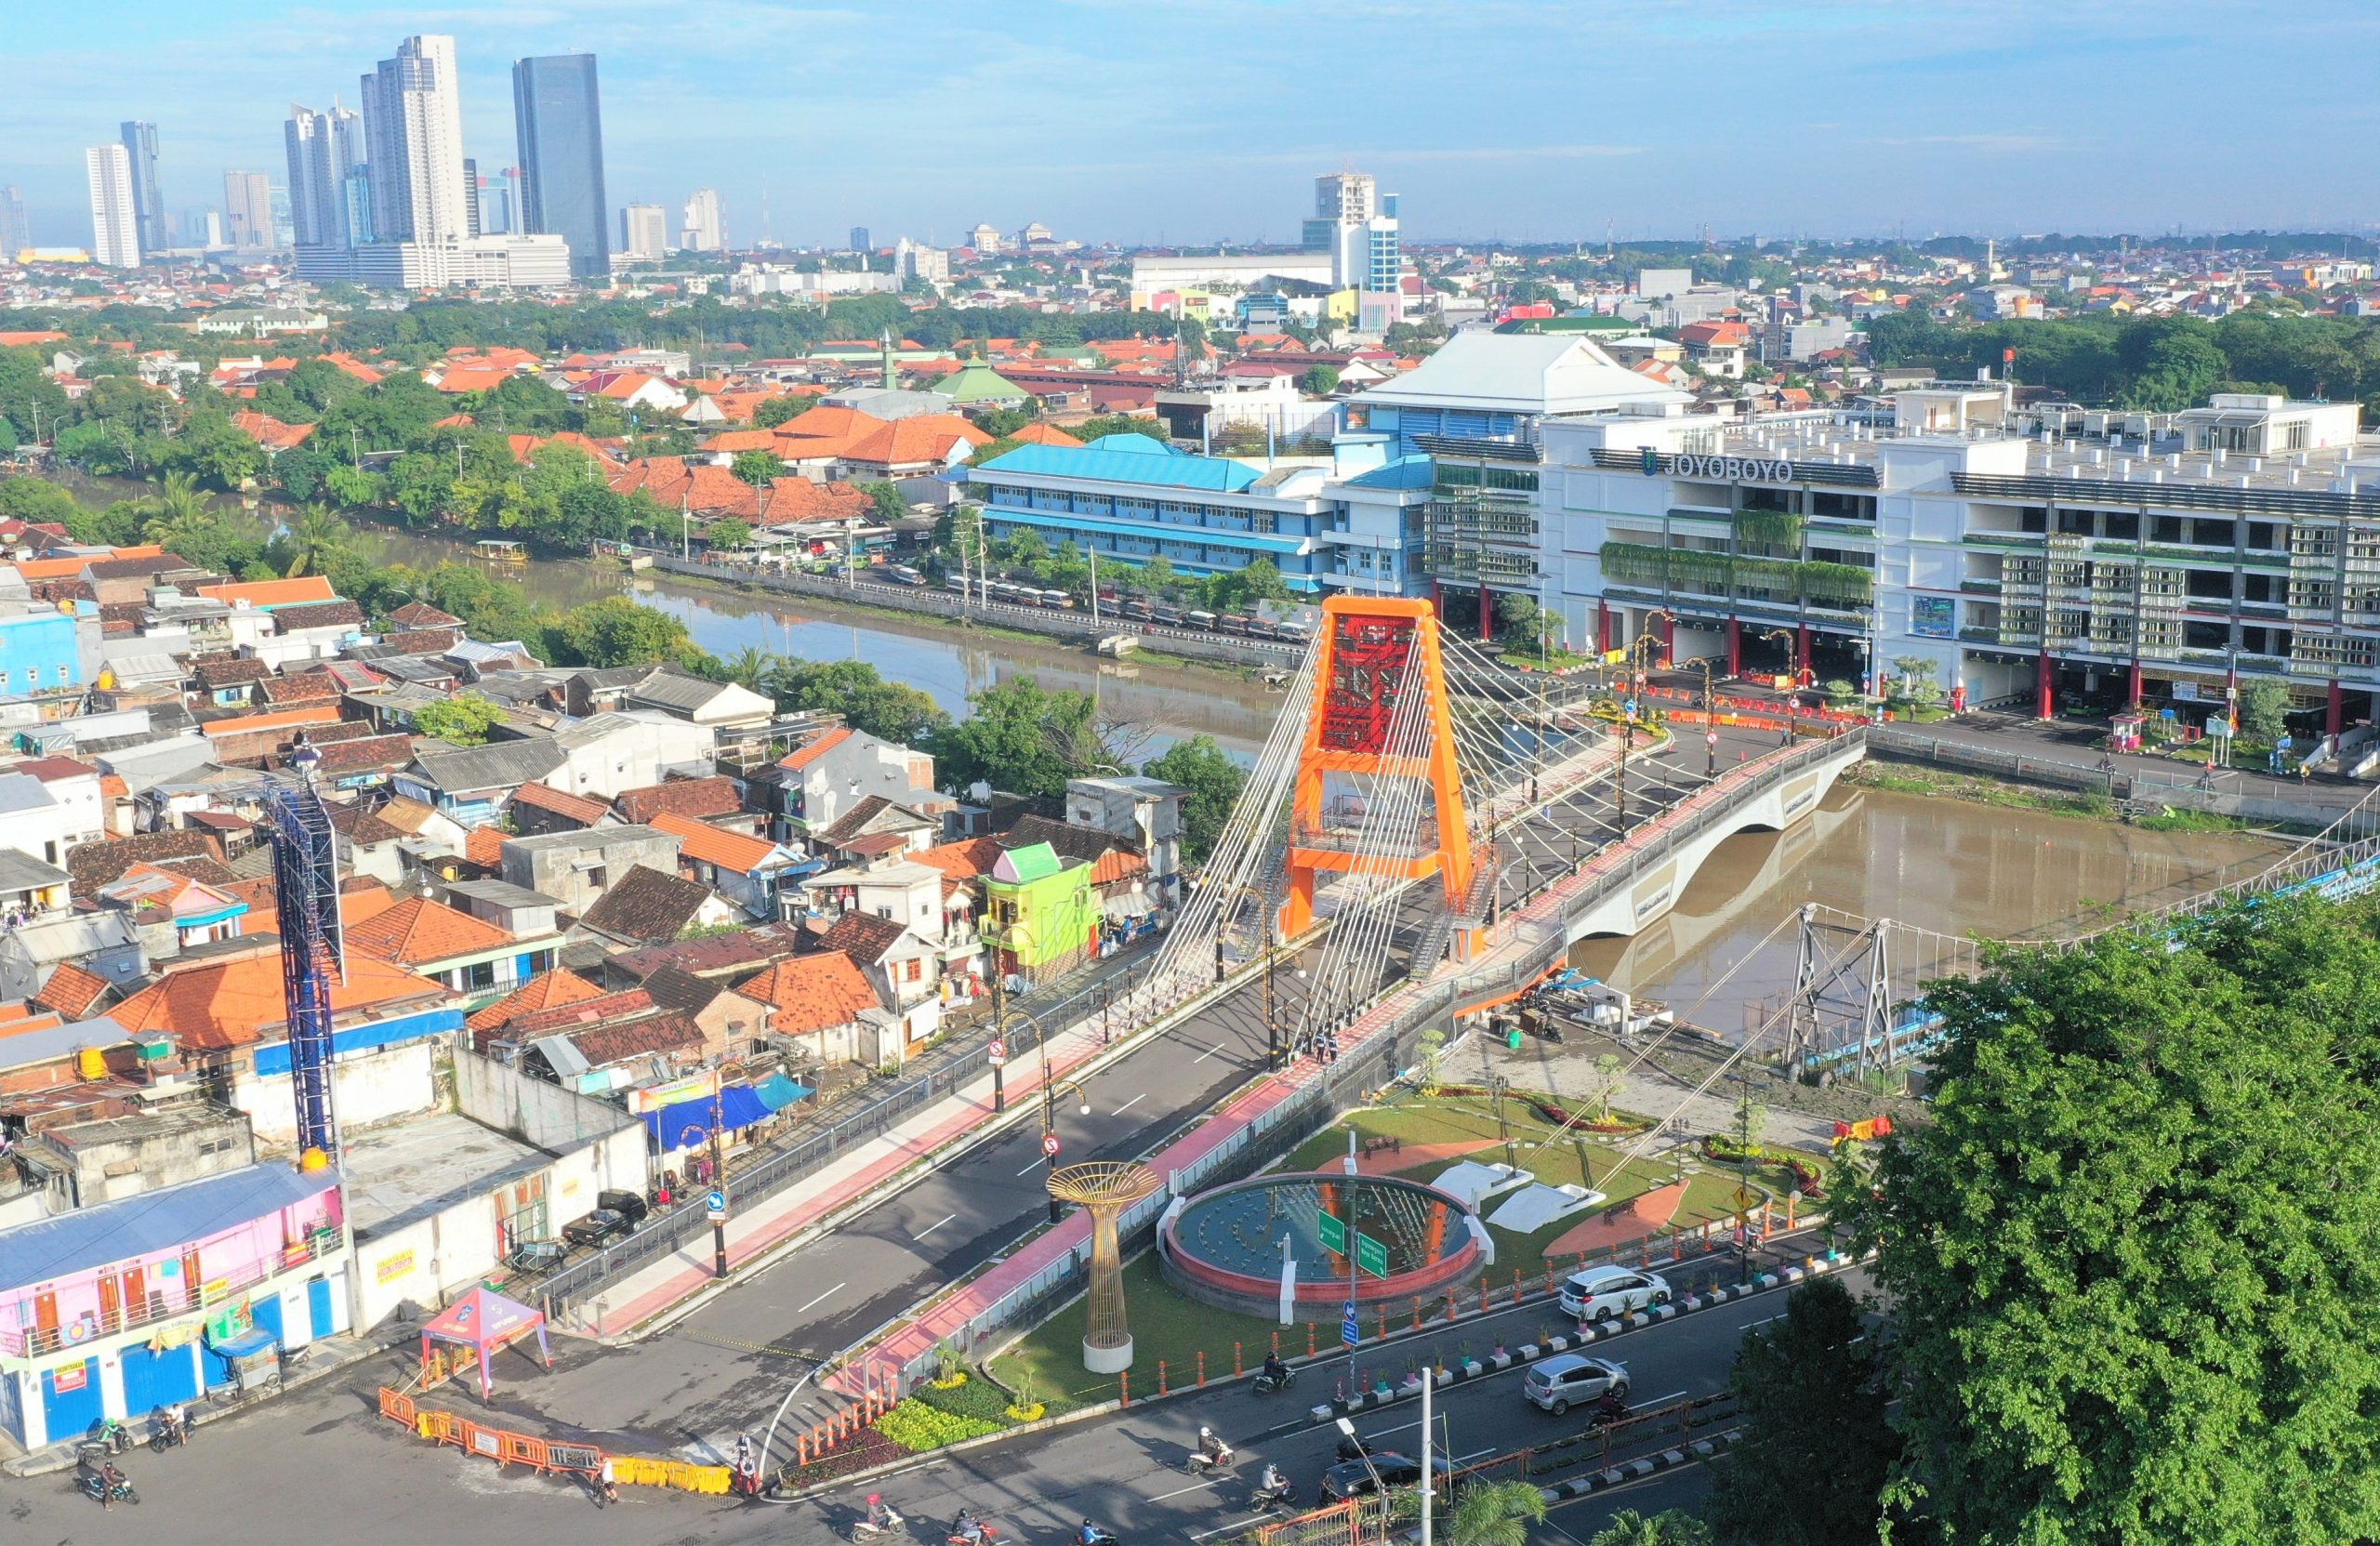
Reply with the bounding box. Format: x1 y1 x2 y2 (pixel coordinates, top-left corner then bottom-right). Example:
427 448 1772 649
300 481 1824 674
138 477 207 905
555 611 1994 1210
1 1251 1858 1545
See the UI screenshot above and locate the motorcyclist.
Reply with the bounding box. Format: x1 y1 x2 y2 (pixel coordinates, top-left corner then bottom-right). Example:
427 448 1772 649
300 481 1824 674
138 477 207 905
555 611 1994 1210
1255 1461 1289 1501
866 1494 899 1530
953 1509 986 1544
1261 1352 1289 1387
99 1460 128 1510
1077 1521 1114 1546
165 1400 187 1444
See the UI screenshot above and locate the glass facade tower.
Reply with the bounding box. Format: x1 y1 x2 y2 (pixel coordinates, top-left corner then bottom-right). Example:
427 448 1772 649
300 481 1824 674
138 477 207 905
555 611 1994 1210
511 53 610 279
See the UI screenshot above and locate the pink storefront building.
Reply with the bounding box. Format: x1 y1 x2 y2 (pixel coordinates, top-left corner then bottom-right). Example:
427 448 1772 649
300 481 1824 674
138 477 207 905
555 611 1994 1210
0 1164 349 1448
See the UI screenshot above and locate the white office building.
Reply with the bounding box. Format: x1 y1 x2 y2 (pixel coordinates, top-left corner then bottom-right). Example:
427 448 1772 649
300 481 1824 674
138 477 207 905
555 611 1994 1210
895 237 948 284
681 188 723 252
1475 388 2380 746
285 101 367 249
1301 170 1401 329
619 203 667 264
84 145 140 268
296 233 571 288
360 33 469 244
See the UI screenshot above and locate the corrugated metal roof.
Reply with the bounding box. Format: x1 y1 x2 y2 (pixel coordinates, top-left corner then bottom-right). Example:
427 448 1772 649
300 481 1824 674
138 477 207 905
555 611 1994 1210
0 1162 337 1294
977 442 1262 494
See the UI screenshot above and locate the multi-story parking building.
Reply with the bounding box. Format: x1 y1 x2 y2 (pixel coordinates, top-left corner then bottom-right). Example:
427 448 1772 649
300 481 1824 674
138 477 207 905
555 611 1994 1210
1497 385 2376 743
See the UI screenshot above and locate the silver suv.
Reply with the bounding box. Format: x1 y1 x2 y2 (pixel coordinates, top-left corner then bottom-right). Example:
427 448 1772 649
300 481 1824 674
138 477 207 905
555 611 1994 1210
1557 1265 1672 1323
1523 1354 1629 1414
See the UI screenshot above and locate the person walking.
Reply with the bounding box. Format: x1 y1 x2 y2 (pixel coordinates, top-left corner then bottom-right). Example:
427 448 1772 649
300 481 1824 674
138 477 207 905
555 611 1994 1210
597 1454 618 1506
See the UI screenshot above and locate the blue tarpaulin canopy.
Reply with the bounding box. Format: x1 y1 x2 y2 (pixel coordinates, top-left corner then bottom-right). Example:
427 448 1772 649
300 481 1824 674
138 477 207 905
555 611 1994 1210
643 1077 812 1149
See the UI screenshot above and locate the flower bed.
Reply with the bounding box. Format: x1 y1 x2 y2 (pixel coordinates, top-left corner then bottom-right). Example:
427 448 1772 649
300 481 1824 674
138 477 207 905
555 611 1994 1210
876 1399 1003 1452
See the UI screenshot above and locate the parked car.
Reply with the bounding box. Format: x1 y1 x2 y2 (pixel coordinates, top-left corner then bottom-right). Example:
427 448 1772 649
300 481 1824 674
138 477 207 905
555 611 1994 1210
598 1190 650 1228
1319 1452 1451 1501
1523 1354 1630 1414
561 1209 634 1249
1557 1265 1672 1323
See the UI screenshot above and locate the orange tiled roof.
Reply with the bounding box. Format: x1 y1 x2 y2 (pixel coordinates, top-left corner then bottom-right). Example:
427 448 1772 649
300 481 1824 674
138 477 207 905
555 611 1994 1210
839 414 990 468
110 952 438 1050
466 970 606 1033
345 895 516 967
322 352 385 385
32 962 112 1019
734 953 879 1035
199 706 343 738
195 575 337 608
651 812 780 874
1009 423 1083 448
231 409 316 452
698 429 782 454
507 430 615 465
914 836 1003 883
465 826 509 867
778 726 853 771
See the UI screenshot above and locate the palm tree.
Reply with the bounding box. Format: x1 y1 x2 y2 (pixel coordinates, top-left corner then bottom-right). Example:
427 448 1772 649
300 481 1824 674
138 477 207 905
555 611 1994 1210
1585 1508 1710 1546
144 469 209 529
1447 1479 1552 1546
281 503 352 577
721 645 779 691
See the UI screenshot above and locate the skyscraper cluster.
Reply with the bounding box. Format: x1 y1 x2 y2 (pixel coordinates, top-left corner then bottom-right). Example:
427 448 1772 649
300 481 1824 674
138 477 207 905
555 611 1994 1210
277 33 601 287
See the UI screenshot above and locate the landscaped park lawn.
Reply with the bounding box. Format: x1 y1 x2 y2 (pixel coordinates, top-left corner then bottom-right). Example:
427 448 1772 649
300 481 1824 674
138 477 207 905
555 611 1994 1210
984 1088 1819 1413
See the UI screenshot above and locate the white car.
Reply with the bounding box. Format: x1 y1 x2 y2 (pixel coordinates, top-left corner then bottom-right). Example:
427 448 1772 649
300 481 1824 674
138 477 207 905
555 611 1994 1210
1523 1354 1630 1414
1557 1265 1672 1323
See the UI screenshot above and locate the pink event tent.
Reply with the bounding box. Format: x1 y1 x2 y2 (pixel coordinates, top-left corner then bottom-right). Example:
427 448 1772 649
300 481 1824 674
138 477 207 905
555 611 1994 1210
419 1285 552 1400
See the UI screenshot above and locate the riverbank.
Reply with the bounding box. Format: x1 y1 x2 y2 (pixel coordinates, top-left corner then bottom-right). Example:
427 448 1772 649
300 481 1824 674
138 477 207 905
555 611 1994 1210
1839 759 2278 834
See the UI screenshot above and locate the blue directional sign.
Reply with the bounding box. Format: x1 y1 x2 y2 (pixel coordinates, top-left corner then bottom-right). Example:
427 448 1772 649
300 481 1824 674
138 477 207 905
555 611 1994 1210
1341 1302 1361 1347
706 1189 727 1213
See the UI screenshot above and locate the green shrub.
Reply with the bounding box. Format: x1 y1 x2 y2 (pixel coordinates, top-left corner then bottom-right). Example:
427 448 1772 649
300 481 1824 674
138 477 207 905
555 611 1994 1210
917 1375 1015 1422
875 1399 1003 1452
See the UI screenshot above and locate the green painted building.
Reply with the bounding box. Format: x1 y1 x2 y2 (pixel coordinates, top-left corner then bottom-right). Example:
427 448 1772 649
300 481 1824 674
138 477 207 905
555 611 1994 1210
983 841 1102 984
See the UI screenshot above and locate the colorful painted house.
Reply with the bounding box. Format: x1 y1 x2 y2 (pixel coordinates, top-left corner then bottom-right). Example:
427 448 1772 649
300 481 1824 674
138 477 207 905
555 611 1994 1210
982 841 1102 985
0 1164 349 1447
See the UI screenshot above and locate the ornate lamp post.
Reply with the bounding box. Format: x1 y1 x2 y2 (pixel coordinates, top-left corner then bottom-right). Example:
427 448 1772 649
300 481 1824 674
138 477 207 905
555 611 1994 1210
1048 1161 1161 1373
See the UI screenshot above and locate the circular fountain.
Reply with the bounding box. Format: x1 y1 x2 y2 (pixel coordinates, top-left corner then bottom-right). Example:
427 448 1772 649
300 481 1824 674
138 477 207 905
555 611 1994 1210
1160 1172 1486 1321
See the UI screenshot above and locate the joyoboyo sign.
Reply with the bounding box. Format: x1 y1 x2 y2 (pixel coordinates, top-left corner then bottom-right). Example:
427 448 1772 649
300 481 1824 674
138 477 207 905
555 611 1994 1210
1669 453 1796 483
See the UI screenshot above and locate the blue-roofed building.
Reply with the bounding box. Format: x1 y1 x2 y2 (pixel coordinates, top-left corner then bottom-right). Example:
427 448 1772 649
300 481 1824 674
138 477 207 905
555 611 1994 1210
970 433 1432 597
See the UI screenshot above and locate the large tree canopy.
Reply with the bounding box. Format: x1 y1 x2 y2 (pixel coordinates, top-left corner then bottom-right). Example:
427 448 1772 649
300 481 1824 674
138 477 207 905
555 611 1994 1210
1846 894 2380 1546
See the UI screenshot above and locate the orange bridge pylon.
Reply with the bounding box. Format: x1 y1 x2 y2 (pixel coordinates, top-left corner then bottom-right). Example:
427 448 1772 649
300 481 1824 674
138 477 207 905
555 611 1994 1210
1283 596 1476 936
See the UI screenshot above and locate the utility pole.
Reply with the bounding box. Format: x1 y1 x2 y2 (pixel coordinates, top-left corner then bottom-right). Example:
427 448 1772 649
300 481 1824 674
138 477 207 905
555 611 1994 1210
1088 547 1100 626
989 969 1008 1114
1614 715 1630 833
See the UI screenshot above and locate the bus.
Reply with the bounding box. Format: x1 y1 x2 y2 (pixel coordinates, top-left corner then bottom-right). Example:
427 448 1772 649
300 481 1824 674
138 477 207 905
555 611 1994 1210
1151 604 1184 627
1183 609 1218 631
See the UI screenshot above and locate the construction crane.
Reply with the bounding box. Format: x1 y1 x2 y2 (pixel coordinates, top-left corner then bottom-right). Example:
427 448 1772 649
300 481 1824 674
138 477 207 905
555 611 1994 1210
259 734 346 1167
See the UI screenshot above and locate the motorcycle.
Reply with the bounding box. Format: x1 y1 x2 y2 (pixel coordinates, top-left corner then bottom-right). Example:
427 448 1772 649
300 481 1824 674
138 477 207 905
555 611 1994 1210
75 1454 138 1507
852 1505 906 1540
92 1417 132 1454
1250 1478 1298 1512
1252 1367 1297 1395
1186 1441 1236 1475
1589 1394 1631 1429
148 1407 188 1452
945 1523 1000 1546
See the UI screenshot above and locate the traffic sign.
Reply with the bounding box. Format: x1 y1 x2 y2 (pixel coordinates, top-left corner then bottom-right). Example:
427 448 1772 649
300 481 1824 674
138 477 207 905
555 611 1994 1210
987 1037 1009 1066
1704 731 1719 746
1041 1132 1062 1158
705 1189 726 1213
1623 699 1639 719
1341 1302 1361 1347
1317 1210 1346 1255
1355 1233 1390 1280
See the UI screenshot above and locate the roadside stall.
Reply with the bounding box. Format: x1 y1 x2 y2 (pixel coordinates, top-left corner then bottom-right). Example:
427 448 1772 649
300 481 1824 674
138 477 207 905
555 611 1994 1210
419 1286 553 1402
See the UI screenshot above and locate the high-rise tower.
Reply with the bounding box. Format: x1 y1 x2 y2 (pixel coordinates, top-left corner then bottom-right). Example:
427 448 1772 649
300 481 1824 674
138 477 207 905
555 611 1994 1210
119 121 165 258
285 100 368 248
511 53 609 279
360 33 468 244
85 145 140 268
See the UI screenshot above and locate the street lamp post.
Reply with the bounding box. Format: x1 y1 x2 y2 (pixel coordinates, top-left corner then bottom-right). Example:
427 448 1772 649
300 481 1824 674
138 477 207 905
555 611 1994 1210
1040 1072 1091 1224
1760 628 1798 737
1684 656 1717 777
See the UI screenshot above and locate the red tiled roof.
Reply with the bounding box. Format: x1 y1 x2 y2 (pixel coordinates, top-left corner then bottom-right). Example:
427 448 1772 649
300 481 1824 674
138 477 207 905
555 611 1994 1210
110 953 437 1050
465 826 508 867
32 962 112 1019
507 988 655 1037
614 776 745 825
914 837 1002 883
735 953 879 1035
510 781 615 827
466 970 606 1033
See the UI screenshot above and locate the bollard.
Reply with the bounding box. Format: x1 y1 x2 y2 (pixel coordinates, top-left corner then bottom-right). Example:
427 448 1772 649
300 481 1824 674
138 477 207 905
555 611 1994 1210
1158 1360 1169 1397
1513 1268 1524 1306
1640 1242 1651 1268
1412 1297 1422 1332
1376 1305 1388 1341
1120 1370 1130 1408
1235 1341 1244 1379
1544 1267 1555 1294
1271 1330 1281 1359
796 1434 808 1466
1197 1350 1206 1388
1307 1323 1316 1358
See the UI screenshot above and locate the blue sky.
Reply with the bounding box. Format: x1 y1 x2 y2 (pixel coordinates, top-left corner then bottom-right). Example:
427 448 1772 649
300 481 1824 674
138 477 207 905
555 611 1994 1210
7 1 2378 252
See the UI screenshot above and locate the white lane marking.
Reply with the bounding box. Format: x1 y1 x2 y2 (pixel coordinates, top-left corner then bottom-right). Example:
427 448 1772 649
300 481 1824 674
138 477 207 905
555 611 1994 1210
1018 1158 1050 1176
1453 1447 1496 1463
795 1283 845 1314
1194 1043 1227 1064
1149 1479 1223 1501
1114 1093 1145 1116
916 1213 957 1240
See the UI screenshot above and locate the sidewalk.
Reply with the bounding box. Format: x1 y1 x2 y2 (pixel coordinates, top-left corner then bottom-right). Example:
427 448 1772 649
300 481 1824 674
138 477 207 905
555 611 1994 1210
569 995 1129 1343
